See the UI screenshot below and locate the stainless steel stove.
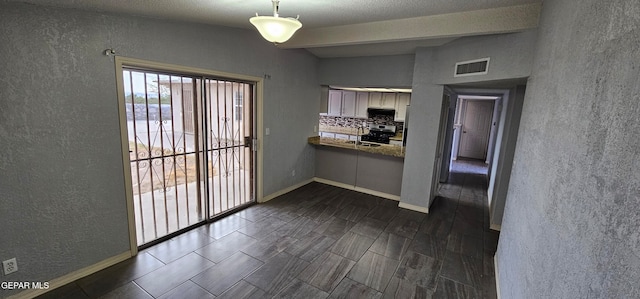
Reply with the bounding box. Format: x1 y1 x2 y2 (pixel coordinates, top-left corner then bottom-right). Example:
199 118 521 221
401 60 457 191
360 124 396 144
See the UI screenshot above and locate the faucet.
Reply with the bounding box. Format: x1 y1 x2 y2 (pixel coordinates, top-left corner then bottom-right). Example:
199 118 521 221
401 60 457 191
356 124 366 147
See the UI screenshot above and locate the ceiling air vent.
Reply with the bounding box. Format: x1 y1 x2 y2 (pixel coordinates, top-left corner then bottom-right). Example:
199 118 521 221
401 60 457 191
454 57 490 77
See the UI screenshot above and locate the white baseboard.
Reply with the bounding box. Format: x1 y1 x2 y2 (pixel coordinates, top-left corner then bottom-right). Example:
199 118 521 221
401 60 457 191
487 202 502 232
260 179 314 203
312 177 400 201
398 202 429 214
9 251 132 299
495 256 502 299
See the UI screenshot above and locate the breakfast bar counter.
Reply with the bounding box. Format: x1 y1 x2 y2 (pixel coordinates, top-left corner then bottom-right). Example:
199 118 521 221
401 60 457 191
308 136 405 158
309 136 404 198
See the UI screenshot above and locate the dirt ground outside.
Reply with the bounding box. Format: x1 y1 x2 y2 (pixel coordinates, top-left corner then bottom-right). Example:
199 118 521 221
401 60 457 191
129 142 217 195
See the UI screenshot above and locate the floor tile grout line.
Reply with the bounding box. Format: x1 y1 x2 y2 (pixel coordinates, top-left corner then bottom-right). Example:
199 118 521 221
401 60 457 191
134 280 160 299
438 272 481 291
52 162 496 299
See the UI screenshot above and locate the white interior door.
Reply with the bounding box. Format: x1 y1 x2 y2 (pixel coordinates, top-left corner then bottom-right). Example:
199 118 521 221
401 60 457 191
458 100 494 160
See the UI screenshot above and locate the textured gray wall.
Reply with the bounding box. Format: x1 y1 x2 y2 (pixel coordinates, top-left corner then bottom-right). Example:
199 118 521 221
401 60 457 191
430 30 538 84
400 48 444 208
487 86 525 228
0 3 318 296
318 55 415 87
402 31 537 210
315 147 358 186
497 0 640 298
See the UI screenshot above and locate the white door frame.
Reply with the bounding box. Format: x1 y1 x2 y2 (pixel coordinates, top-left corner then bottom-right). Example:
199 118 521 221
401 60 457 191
430 90 451 199
456 96 498 160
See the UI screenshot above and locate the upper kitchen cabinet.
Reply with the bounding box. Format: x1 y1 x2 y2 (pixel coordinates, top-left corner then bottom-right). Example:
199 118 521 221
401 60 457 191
342 91 356 116
355 92 369 118
328 90 342 116
382 93 397 109
328 90 357 117
369 92 396 109
395 93 411 122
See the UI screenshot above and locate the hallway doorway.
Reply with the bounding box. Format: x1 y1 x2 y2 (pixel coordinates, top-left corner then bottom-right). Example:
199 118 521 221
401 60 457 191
458 100 495 160
451 157 488 175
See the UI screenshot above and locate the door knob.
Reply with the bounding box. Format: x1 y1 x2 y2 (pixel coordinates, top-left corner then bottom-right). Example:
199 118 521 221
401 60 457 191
463 131 467 133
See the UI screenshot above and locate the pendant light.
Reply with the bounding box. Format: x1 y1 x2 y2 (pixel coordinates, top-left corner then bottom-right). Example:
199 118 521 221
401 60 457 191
250 0 302 44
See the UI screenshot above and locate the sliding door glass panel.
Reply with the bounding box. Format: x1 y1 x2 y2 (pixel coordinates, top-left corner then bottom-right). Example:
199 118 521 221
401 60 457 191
204 79 254 217
123 69 205 245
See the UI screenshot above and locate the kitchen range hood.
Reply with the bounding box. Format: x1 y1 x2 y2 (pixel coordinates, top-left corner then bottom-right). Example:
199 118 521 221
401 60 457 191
367 108 395 116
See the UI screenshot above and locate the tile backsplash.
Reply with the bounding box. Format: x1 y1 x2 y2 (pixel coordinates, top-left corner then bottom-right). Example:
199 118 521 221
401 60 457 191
320 115 404 131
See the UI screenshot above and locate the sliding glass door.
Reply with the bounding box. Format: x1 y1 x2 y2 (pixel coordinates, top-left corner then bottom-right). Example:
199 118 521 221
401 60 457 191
122 68 255 246
203 79 254 216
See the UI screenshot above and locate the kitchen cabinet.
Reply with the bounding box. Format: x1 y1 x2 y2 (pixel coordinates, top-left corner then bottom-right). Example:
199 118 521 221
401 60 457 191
394 93 411 121
320 132 359 141
369 92 396 109
319 86 329 114
390 140 403 146
320 132 335 138
328 90 357 117
342 91 356 116
328 90 343 116
334 133 350 140
368 92 382 108
382 93 397 109
355 92 369 118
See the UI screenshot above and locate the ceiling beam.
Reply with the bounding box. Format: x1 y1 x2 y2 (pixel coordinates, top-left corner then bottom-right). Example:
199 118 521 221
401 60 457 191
280 3 542 49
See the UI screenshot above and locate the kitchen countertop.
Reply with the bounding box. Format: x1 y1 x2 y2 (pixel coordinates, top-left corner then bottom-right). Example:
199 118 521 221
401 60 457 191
319 125 403 141
389 133 403 141
308 136 405 158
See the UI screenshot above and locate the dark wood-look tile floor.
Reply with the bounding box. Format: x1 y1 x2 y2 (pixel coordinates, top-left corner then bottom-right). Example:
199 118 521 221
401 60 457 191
37 159 497 299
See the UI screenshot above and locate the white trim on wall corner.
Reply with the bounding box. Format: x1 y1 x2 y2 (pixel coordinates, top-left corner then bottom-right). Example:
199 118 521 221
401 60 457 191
495 256 502 299
398 202 429 214
9 251 132 299
260 179 314 203
313 177 401 201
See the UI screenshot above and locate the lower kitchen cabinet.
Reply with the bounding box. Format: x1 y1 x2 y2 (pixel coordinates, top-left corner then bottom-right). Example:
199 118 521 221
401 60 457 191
320 132 359 141
320 132 335 138
334 133 350 140
390 140 403 146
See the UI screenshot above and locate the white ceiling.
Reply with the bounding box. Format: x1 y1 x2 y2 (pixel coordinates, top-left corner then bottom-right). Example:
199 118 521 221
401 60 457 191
7 0 542 57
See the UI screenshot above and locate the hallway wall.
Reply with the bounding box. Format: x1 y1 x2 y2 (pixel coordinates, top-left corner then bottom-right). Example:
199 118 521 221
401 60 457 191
402 30 537 210
497 0 640 297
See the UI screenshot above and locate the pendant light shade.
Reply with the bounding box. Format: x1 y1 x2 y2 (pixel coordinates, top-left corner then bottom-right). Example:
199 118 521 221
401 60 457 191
250 0 302 44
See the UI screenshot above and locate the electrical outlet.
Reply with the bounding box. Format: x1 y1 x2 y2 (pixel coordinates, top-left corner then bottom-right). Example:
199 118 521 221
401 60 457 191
265 128 270 136
3 258 18 275
291 170 296 177
313 125 317 133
